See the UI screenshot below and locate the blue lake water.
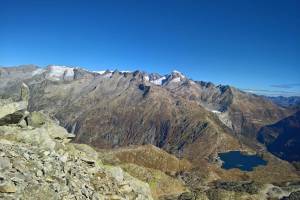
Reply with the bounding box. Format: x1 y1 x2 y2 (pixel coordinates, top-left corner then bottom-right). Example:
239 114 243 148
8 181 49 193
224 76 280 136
218 151 267 171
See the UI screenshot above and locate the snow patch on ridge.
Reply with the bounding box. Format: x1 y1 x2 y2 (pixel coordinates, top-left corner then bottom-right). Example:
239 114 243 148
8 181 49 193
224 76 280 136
170 77 181 83
210 110 233 129
144 75 150 82
150 76 166 85
94 70 107 75
94 70 130 75
211 110 221 114
120 70 131 73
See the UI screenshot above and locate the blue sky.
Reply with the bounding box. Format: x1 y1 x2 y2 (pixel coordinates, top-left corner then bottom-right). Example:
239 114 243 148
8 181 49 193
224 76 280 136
1 0 299 96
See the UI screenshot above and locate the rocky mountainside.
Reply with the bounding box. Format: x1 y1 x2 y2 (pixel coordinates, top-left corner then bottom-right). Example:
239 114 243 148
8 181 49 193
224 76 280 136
0 66 300 199
257 111 300 162
0 65 296 160
160 74 292 140
0 65 243 163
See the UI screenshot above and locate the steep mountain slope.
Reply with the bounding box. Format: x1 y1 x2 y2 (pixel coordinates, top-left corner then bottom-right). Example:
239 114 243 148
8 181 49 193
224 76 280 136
159 72 292 140
257 111 300 162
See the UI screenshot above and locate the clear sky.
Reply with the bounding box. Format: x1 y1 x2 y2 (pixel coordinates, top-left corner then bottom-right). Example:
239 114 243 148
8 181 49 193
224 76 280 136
1 0 299 96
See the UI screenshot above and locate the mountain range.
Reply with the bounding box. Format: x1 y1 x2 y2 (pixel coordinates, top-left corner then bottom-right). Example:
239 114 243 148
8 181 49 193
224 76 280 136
266 96 300 108
0 65 298 159
0 64 299 199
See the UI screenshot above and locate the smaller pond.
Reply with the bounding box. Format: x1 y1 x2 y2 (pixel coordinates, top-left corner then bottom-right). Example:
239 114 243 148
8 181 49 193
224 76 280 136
218 151 267 171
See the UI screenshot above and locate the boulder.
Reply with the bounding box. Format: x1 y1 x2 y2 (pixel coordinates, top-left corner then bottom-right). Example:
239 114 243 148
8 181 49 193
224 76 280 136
27 111 48 128
0 101 27 123
0 83 29 126
0 181 17 193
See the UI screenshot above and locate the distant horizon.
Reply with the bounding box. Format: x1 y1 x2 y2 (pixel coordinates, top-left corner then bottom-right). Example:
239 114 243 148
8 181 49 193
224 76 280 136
1 0 299 97
1 63 300 97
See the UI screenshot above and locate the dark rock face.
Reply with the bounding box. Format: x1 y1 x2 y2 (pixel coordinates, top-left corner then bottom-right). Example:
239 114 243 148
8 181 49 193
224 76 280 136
0 111 25 126
258 111 300 162
138 84 150 97
178 192 196 200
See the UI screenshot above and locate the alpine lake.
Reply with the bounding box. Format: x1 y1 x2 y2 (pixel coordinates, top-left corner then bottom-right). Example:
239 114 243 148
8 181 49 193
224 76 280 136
218 151 267 171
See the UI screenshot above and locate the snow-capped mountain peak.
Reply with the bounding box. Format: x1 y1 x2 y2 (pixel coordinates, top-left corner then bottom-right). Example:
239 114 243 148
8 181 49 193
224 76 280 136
171 70 185 78
150 76 167 85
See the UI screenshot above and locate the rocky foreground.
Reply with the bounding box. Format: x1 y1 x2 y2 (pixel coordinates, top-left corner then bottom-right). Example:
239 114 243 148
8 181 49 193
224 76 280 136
0 84 152 200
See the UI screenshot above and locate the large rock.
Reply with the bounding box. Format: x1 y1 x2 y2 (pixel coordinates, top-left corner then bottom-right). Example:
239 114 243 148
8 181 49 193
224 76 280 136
0 100 27 121
0 181 17 193
0 83 29 126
